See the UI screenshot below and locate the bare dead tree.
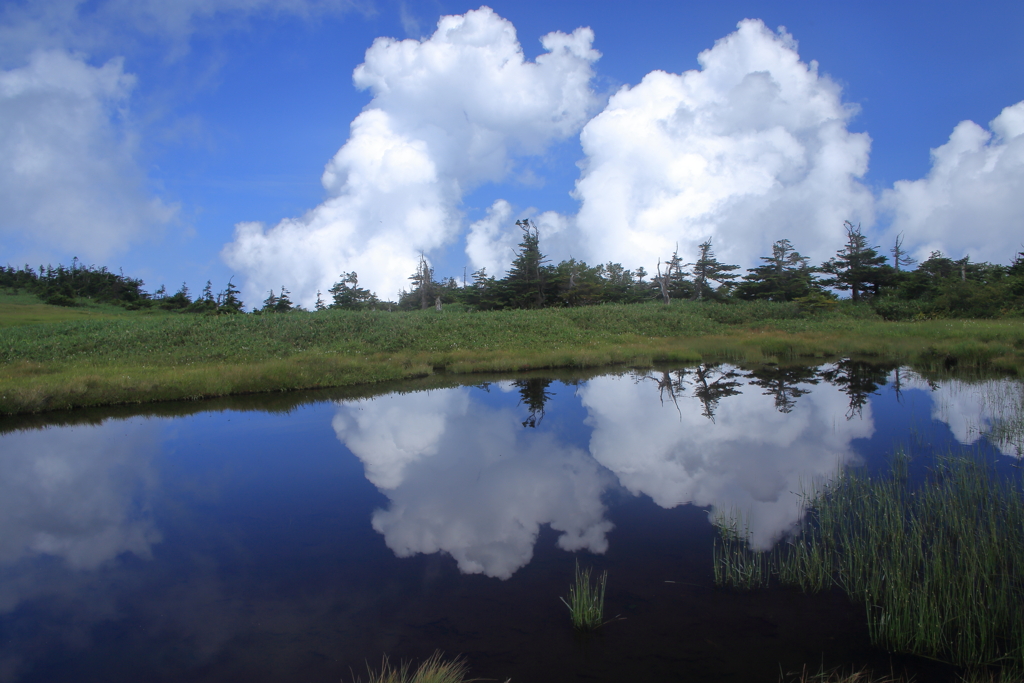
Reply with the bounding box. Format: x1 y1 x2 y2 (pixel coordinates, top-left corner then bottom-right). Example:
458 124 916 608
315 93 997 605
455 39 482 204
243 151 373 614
891 232 916 272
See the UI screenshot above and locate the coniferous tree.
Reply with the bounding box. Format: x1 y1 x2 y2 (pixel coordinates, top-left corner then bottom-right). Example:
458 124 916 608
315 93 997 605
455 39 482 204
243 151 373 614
218 278 244 313
160 282 192 310
735 239 818 301
274 286 294 312
464 267 500 309
819 221 888 302
187 280 218 313
691 238 739 300
505 219 549 308
328 272 378 310
261 289 278 312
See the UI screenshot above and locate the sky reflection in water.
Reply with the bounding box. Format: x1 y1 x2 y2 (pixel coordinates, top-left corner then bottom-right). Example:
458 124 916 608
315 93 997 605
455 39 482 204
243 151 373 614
0 364 1021 681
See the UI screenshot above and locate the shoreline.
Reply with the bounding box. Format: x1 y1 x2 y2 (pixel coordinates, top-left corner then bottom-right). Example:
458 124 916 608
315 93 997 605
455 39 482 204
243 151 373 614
2 305 1022 416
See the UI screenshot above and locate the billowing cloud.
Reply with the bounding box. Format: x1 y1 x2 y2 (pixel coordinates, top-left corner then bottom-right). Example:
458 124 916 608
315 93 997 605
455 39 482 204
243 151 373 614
223 6 599 306
580 368 873 549
0 50 176 260
571 19 873 274
466 199 517 278
881 101 1024 265
332 387 614 579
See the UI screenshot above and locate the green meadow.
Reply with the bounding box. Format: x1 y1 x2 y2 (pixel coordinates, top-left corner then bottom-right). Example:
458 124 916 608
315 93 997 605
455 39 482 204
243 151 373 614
2 290 1023 415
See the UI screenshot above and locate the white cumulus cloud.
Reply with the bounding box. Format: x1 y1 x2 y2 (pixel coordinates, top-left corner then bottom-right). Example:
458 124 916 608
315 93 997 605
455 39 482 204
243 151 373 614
881 101 1024 265
571 19 873 274
0 50 176 261
222 6 600 306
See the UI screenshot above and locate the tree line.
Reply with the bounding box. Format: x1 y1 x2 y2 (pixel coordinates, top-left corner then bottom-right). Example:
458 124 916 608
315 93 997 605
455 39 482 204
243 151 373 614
0 258 245 314
377 219 1024 319
4 221 1023 318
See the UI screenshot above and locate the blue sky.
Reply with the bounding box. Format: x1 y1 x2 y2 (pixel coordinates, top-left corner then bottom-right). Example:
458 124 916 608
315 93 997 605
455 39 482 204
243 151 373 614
1 0 1022 307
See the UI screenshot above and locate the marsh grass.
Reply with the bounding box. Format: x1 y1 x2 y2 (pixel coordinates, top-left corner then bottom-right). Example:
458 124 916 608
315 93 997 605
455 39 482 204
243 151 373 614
2 301 1023 414
355 651 474 683
959 668 1024 683
783 664 908 683
560 560 608 631
714 450 1024 669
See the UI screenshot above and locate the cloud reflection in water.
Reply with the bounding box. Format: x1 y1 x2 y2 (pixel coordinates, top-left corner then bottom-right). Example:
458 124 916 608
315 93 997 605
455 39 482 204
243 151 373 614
581 369 874 549
335 365 879 569
897 369 1024 458
333 389 615 579
0 421 161 583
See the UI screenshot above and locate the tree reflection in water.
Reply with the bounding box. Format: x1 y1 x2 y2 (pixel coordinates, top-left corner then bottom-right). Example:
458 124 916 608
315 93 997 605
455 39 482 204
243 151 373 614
819 359 896 419
746 365 820 414
512 378 555 428
643 364 744 421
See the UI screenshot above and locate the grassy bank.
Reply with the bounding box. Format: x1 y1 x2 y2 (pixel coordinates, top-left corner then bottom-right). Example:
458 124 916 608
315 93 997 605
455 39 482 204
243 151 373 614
2 300 1023 415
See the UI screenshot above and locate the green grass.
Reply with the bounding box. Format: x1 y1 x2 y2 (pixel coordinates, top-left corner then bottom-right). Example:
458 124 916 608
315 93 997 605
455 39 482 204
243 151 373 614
2 299 1023 414
714 449 1024 670
0 290 139 328
354 652 475 683
560 560 608 631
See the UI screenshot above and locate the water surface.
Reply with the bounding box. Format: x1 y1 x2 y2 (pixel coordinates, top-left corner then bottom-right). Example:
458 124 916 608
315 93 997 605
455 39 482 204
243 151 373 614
0 363 1020 682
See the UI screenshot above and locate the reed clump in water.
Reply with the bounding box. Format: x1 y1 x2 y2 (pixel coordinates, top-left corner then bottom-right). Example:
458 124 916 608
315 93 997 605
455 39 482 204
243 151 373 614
560 560 608 631
714 449 1024 669
356 651 473 683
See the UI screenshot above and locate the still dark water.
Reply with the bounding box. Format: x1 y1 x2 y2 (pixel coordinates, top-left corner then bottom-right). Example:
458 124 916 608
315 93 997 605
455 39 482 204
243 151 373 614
0 362 1021 683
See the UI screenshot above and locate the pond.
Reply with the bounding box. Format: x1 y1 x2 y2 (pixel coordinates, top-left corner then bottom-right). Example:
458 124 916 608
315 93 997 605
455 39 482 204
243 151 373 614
0 362 1021 682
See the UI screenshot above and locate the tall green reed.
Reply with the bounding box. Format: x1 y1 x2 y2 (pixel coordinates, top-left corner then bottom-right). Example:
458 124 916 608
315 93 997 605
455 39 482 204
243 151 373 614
713 449 1024 668
560 560 608 631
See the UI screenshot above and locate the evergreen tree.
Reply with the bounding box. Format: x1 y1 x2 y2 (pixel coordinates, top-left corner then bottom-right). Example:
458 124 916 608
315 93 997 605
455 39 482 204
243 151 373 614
819 221 888 302
160 282 192 310
314 291 326 311
261 289 278 312
735 238 818 301
187 280 219 313
505 219 549 308
274 286 294 312
691 238 739 300
549 258 603 306
218 278 244 313
464 267 500 309
328 272 378 310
